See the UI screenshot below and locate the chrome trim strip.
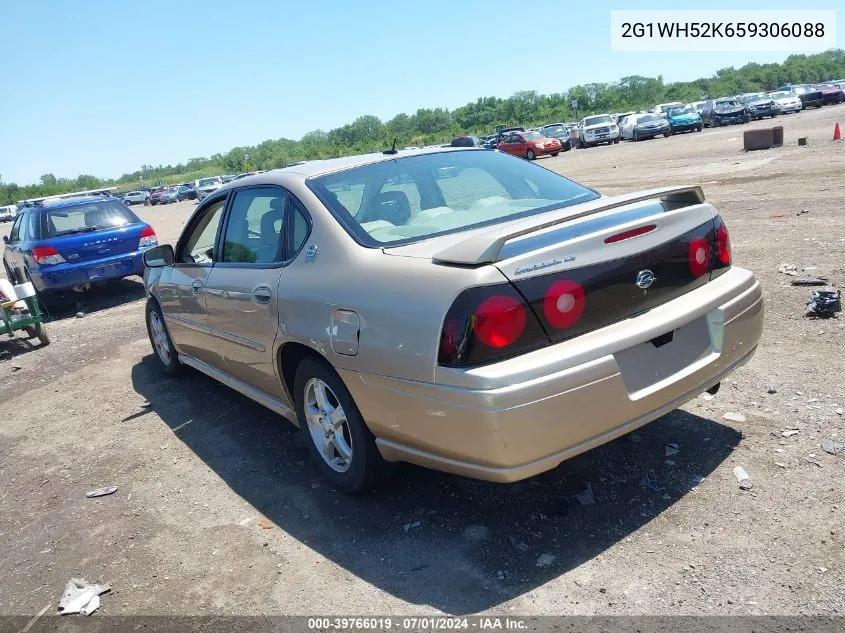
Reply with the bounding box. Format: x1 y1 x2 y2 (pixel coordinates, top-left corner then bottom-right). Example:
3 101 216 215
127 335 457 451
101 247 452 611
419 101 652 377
166 314 210 335
206 326 266 352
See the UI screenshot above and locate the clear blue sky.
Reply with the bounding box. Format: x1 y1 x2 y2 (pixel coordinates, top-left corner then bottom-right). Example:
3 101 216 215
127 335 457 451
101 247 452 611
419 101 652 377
1 0 841 184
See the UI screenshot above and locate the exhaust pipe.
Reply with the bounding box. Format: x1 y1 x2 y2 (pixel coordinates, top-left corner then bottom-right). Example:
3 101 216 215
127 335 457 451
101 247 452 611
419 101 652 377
72 282 91 293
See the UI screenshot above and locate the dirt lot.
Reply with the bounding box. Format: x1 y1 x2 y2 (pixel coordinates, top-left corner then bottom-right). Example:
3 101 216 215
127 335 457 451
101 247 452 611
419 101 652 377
1 107 844 618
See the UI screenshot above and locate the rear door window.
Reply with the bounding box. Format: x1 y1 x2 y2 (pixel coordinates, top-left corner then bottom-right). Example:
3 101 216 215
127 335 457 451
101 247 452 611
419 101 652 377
221 187 287 264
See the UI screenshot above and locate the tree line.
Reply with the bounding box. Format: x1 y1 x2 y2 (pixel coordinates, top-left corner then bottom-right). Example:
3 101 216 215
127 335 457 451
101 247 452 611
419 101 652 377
2 49 844 205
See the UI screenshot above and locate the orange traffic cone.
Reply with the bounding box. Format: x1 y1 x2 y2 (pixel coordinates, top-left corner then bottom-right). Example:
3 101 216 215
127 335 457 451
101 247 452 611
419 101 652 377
835 122 842 141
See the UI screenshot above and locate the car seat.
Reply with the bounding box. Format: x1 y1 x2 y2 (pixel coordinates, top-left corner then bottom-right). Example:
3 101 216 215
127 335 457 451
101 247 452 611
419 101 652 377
368 191 412 226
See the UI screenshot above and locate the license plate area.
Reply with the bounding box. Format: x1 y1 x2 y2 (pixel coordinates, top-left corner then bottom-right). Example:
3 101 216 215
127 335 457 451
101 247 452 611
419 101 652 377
615 316 715 398
87 261 126 281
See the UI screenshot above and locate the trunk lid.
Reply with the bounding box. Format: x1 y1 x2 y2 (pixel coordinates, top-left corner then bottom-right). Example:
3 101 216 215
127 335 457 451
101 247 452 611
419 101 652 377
49 223 148 263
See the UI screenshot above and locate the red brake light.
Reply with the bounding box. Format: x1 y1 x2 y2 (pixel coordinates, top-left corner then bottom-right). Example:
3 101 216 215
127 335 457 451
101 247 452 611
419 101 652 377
139 225 158 248
474 295 526 348
716 221 731 265
32 245 65 265
604 224 657 244
543 279 586 329
688 237 711 278
438 285 548 367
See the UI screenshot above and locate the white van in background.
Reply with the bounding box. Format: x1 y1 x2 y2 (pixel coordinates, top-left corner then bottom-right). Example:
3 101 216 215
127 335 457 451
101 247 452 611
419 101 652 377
0 205 17 223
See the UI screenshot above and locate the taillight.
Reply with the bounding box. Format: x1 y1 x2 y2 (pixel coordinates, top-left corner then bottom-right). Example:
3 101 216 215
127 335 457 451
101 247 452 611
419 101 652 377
711 216 732 279
474 295 526 348
716 219 731 265
438 284 548 367
32 245 66 266
543 279 586 329
688 237 712 278
139 225 158 248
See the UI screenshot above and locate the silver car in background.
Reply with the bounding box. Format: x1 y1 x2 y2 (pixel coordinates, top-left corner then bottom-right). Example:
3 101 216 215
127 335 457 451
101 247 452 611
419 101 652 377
195 176 224 201
122 190 150 205
0 204 17 222
142 148 763 492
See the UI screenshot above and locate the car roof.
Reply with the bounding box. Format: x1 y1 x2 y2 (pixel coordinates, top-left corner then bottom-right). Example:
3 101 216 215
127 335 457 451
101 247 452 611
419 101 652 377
30 195 119 210
253 146 487 179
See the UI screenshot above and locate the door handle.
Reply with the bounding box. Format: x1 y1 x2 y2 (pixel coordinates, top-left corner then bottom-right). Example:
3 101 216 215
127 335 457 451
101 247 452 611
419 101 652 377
191 280 205 294
253 287 272 305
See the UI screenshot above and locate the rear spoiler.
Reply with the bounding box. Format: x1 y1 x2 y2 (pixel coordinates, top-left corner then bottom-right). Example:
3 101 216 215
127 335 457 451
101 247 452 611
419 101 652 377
432 185 705 265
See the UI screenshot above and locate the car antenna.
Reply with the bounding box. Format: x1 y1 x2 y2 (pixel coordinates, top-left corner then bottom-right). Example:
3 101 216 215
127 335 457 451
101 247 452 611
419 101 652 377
383 138 398 155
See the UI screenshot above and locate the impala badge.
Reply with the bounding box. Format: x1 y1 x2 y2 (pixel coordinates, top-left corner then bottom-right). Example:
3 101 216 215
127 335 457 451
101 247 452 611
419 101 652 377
635 269 656 290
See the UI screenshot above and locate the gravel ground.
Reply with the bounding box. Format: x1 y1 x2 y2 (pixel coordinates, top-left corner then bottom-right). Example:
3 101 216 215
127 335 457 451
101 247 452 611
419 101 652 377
1 106 844 618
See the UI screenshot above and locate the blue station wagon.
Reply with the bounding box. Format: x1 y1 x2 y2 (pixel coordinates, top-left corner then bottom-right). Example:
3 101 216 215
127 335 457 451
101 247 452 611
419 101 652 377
2 195 158 300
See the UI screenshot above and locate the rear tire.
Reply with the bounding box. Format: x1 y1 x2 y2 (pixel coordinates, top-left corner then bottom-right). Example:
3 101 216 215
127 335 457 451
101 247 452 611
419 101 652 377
145 299 181 376
551 152 559 157
294 356 393 493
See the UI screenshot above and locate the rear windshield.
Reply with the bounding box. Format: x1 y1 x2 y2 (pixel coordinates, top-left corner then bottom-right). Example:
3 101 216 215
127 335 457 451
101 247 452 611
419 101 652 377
668 106 694 115
42 199 138 237
307 150 599 247
198 177 220 187
583 115 613 126
770 91 793 99
639 114 662 122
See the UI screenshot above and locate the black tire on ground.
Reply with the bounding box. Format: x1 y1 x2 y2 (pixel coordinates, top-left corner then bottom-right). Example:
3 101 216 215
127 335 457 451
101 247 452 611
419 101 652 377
145 298 181 376
633 130 639 142
697 124 703 131
294 355 394 493
613 137 620 144
526 149 536 160
551 152 559 157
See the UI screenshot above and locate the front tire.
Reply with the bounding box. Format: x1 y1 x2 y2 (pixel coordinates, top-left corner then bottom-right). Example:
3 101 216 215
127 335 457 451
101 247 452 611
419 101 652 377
551 152 559 157
526 149 536 160
294 356 392 493
145 299 181 376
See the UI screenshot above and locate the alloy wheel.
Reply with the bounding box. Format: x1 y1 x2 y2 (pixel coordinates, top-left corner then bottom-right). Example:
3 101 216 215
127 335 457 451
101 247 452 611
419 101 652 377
149 310 172 365
303 378 353 473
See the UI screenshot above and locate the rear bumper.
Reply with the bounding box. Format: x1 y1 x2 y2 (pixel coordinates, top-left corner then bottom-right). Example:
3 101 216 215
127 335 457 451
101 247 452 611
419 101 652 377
341 266 764 482
30 250 149 291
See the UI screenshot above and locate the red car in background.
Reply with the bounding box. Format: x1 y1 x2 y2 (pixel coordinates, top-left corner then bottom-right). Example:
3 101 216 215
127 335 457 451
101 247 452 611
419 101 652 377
814 83 845 105
497 130 562 160
148 186 166 206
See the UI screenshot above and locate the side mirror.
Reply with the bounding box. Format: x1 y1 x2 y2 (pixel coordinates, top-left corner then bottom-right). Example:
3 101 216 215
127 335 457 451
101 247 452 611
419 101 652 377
143 244 175 268
2 235 9 245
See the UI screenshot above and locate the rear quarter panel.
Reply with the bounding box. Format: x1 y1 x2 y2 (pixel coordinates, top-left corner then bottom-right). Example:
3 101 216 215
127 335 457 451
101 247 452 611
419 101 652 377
277 180 506 384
